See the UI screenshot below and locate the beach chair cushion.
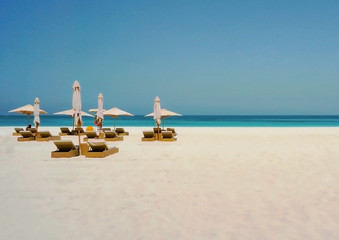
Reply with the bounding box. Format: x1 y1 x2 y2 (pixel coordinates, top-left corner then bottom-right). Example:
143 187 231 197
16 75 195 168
20 131 34 138
144 131 155 138
162 131 175 138
115 128 129 136
153 128 162 133
72 128 85 135
15 128 24 133
85 131 98 138
88 142 108 152
51 140 79 158
167 128 176 135
105 131 118 138
54 140 77 152
38 131 52 138
160 131 177 141
17 131 35 141
28 128 37 133
102 128 111 132
85 142 119 158
60 127 71 134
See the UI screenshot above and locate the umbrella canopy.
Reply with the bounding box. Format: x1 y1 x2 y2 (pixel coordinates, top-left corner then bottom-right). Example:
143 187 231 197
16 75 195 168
53 109 93 117
97 93 104 120
145 108 182 130
103 107 134 130
9 104 47 125
89 108 107 113
72 80 82 126
9 104 47 115
145 108 182 118
33 97 40 128
153 96 161 126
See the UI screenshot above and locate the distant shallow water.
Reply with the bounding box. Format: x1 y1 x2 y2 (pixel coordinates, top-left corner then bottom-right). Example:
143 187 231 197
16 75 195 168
1 115 339 127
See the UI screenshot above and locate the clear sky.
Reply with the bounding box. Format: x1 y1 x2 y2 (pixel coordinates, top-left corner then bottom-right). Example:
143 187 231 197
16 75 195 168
1 0 339 115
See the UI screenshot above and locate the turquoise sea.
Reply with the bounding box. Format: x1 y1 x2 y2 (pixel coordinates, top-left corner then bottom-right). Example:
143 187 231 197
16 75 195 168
1 115 339 127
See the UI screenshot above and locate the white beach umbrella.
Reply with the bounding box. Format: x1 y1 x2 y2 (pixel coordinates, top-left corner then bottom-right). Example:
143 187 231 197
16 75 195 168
145 108 182 118
54 109 93 118
53 109 93 129
153 96 161 126
33 97 40 129
9 103 47 126
145 108 182 129
103 107 134 130
72 80 82 148
72 80 82 127
89 108 107 113
97 93 104 120
153 96 161 140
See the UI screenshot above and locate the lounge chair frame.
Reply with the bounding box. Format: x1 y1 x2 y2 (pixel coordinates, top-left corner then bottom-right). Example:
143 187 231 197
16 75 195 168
17 131 35 141
85 142 119 158
51 141 79 158
142 131 155 141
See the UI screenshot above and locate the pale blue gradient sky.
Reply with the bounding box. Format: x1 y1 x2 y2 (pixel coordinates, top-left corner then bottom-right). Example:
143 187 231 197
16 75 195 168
1 0 339 115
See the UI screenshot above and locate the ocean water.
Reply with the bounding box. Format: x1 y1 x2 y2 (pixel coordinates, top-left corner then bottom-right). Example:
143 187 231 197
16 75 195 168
1 115 339 127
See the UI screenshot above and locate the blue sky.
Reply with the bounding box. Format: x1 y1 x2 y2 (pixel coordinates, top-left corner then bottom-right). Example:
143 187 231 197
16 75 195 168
1 0 339 115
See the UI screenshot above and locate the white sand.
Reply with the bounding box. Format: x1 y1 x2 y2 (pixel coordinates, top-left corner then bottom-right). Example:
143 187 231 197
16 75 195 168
0 126 339 240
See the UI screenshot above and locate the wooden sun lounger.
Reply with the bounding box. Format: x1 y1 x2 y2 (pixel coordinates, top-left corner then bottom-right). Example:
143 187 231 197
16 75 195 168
153 128 162 134
36 131 61 141
27 128 37 133
160 131 177 141
59 127 72 136
115 128 129 136
83 131 99 141
51 140 79 158
104 131 123 141
142 131 155 141
71 128 85 135
17 131 35 141
102 128 111 132
13 128 24 136
85 142 119 158
166 128 177 136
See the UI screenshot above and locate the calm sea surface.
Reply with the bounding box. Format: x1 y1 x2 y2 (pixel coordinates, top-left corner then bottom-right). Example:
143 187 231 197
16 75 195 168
1 115 339 127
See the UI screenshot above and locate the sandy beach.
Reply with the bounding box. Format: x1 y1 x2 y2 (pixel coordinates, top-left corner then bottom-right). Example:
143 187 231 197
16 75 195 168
0 126 339 240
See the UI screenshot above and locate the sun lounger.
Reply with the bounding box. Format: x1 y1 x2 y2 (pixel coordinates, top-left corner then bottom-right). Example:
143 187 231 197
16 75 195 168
13 128 24 136
102 128 111 132
153 127 162 134
142 131 155 141
160 131 177 141
85 142 119 158
166 128 177 136
27 128 37 133
59 127 72 136
83 131 99 141
104 131 123 141
115 128 129 136
71 127 85 135
17 131 35 141
36 131 61 141
51 140 79 158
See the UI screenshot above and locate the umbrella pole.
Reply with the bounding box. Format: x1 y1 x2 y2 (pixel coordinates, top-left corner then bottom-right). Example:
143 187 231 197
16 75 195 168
114 117 116 131
77 120 81 154
158 124 160 140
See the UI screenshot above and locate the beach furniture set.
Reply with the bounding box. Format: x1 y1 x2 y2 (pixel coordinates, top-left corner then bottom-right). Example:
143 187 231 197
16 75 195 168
51 140 119 158
14 126 177 159
142 128 177 141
